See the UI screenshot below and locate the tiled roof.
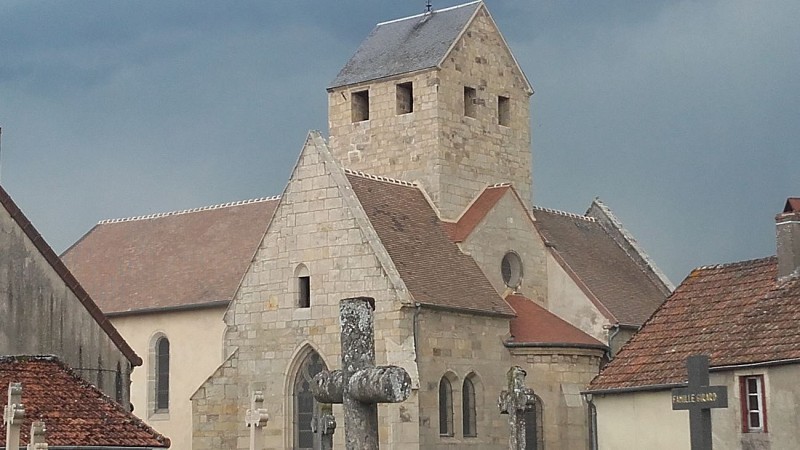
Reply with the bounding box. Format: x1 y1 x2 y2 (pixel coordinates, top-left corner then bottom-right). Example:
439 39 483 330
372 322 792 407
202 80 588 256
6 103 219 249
0 355 170 448
587 257 800 392
532 206 667 325
505 295 604 348
62 198 278 314
0 184 141 366
346 172 514 316
330 1 482 88
785 197 800 213
444 184 510 242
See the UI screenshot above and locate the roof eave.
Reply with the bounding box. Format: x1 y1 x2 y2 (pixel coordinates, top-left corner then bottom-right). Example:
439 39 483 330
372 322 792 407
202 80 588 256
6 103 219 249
505 340 608 351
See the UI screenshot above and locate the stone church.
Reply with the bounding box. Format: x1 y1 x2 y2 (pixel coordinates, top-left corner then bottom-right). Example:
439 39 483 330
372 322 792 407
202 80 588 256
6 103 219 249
64 2 672 449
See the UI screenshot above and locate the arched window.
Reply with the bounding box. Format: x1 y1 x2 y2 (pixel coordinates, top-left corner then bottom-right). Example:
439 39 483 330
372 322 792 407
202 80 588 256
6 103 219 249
155 336 170 412
462 377 477 437
439 377 454 437
524 395 544 450
293 350 327 450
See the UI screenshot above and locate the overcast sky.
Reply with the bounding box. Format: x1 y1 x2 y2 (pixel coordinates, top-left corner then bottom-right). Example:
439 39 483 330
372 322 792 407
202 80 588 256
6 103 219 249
2 0 798 284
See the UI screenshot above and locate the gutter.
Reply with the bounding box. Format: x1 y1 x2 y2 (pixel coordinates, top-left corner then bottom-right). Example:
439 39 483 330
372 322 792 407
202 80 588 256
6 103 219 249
106 300 230 317
582 382 684 396
505 341 608 351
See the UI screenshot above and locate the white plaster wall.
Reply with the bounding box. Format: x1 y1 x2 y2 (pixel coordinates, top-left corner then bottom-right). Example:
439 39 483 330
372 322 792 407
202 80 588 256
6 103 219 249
594 390 690 450
112 305 227 450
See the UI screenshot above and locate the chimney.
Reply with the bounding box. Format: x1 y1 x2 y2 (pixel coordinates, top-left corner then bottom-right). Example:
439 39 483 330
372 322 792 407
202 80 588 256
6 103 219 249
776 198 800 279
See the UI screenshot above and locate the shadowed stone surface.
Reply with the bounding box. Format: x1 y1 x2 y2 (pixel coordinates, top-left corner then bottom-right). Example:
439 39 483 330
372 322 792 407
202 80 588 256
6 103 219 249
498 366 536 450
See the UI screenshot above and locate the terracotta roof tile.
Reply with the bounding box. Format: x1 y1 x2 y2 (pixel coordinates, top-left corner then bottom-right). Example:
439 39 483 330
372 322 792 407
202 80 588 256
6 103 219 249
505 295 604 348
587 257 800 392
784 197 800 213
0 185 141 366
346 173 514 316
445 184 510 242
62 198 278 314
532 207 667 325
0 355 170 447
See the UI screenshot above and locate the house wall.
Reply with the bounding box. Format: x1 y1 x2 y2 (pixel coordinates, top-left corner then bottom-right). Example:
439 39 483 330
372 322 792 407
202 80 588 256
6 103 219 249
593 390 690 450
0 203 131 405
328 7 532 220
111 306 227 450
459 191 548 306
545 253 609 344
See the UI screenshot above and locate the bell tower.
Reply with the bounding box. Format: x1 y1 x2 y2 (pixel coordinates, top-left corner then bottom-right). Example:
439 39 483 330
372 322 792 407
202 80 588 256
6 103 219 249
327 1 533 220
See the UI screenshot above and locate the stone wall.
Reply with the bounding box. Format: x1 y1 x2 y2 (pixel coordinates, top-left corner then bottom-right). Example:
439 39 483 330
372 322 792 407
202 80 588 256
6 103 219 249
0 201 132 405
328 7 532 220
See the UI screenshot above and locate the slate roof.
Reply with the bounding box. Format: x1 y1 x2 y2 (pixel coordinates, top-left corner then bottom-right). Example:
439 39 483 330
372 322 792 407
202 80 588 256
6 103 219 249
330 1 482 88
346 172 514 316
587 257 800 392
0 355 170 448
505 295 605 348
62 198 278 315
532 206 668 326
0 184 141 366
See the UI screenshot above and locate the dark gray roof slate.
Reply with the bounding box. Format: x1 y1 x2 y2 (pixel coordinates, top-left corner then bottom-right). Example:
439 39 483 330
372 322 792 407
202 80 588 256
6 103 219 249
329 1 482 89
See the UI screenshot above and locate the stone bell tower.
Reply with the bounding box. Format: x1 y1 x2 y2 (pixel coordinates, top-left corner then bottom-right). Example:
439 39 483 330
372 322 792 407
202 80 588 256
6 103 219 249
327 1 533 220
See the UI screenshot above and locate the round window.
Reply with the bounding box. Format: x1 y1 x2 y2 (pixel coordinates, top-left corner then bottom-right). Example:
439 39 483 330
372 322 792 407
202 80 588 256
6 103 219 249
501 252 523 288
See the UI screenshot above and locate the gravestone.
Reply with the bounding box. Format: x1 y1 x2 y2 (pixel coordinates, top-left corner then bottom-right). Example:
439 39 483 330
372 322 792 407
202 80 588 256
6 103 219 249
4 382 25 450
498 366 536 450
671 355 728 450
311 401 336 450
28 420 48 450
311 297 412 450
245 390 269 450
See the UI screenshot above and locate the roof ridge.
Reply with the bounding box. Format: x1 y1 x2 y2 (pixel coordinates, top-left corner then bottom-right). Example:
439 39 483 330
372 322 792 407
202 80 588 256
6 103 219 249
532 204 596 222
98 196 280 224
377 0 482 26
694 255 777 272
343 168 417 187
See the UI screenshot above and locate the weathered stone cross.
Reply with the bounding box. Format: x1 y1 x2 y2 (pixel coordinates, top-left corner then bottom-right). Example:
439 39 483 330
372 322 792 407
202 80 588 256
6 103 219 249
311 297 412 450
28 420 48 449
244 390 269 450
671 355 728 450
498 366 536 450
5 382 25 450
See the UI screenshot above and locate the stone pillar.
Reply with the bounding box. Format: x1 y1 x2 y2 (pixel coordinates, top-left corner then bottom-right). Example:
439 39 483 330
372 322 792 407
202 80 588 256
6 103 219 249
245 390 269 450
4 382 25 450
27 420 48 450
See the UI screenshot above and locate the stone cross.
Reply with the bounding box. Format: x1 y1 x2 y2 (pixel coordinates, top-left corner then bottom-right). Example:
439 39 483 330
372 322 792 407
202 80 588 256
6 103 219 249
310 401 336 450
5 382 25 450
311 297 412 450
27 420 48 450
498 366 536 450
671 355 728 450
245 390 269 450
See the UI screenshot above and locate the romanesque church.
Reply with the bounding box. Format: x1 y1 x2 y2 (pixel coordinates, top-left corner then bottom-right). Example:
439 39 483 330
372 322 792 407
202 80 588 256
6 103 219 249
63 2 672 449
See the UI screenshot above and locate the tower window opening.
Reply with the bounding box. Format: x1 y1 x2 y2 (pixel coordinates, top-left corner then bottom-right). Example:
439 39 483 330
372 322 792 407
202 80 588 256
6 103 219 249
299 276 310 308
396 82 413 114
464 86 477 118
352 90 370 122
498 95 510 126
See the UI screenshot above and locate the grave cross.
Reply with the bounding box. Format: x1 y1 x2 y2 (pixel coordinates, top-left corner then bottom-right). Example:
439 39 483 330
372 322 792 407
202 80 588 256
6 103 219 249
671 355 728 450
498 366 536 450
310 401 336 450
28 420 48 450
5 382 25 450
245 390 269 450
311 297 412 450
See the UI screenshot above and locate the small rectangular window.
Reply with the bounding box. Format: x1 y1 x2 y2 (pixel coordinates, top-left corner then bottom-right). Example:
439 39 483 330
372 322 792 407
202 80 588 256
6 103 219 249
396 82 413 114
298 276 310 308
498 95 510 126
464 86 477 118
740 375 767 433
352 90 369 122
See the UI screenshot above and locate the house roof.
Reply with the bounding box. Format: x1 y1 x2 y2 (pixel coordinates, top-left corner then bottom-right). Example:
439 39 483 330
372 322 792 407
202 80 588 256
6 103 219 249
532 206 668 326
0 355 170 448
0 184 141 366
346 171 514 316
62 198 278 315
505 295 605 348
587 256 800 392
443 184 511 242
329 1 482 89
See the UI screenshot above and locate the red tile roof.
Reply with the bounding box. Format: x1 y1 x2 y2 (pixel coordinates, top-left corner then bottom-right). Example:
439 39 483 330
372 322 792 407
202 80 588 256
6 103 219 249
532 206 667 325
587 257 800 392
445 184 510 242
346 173 515 316
0 355 170 448
62 198 278 314
0 185 141 366
505 295 604 348
785 197 800 213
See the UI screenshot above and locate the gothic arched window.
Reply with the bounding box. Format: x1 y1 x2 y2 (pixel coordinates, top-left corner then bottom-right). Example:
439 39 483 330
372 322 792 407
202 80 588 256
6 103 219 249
293 350 327 450
524 395 544 450
462 376 477 437
439 377 454 437
154 336 170 412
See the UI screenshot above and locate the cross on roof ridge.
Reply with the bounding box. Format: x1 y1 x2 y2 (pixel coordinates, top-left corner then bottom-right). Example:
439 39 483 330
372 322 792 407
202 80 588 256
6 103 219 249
377 0 482 26
97 196 281 224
